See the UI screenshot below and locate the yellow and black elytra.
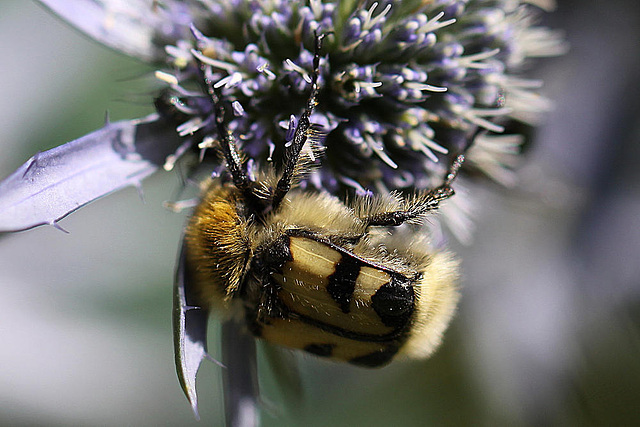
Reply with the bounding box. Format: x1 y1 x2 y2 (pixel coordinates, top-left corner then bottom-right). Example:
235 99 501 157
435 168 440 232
180 31 461 371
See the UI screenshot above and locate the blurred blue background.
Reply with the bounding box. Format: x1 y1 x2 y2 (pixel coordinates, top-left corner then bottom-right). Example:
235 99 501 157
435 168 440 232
1 0 639 425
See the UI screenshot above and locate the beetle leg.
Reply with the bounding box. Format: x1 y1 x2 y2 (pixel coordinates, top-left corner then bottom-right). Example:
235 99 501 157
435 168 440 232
195 55 254 200
272 30 326 210
361 154 465 228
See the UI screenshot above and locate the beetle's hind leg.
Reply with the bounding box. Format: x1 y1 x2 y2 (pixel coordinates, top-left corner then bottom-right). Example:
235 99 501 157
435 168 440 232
358 154 466 228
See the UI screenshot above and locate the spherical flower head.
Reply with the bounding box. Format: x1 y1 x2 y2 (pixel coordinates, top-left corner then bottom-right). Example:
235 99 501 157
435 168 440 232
1 0 564 235
152 0 565 194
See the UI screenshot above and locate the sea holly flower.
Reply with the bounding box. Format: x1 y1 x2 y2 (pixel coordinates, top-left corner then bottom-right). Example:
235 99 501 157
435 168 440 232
0 0 565 425
0 0 565 233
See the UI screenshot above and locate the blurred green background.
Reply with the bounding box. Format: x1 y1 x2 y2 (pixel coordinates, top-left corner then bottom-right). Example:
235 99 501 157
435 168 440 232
1 1 639 426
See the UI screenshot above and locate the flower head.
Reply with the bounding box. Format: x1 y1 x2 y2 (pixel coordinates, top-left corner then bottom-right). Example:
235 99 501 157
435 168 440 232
149 0 565 194
0 0 565 233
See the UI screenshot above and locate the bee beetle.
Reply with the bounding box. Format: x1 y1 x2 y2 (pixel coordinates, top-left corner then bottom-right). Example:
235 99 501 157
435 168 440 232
174 32 463 414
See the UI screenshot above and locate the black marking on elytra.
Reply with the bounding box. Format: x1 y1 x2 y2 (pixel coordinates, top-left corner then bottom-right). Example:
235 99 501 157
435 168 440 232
370 273 415 328
349 347 399 367
304 343 335 357
327 255 361 313
290 312 403 343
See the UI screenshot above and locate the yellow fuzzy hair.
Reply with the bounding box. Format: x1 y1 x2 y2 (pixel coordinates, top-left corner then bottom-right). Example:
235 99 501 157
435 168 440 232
400 251 460 358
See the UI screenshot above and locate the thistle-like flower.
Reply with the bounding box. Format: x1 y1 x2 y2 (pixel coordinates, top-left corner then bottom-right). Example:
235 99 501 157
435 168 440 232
154 0 566 194
0 0 565 425
0 0 564 233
